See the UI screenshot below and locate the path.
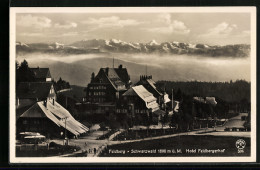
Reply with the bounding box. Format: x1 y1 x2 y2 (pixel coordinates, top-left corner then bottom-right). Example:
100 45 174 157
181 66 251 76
216 113 248 131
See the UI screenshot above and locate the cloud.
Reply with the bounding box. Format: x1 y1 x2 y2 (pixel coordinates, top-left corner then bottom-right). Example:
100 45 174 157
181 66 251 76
196 23 250 45
19 32 44 37
81 16 142 28
17 14 52 29
144 13 190 34
200 22 238 38
206 22 237 36
54 21 77 29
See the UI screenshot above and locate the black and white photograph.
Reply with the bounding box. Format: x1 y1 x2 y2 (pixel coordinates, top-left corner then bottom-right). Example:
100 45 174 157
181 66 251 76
9 7 256 163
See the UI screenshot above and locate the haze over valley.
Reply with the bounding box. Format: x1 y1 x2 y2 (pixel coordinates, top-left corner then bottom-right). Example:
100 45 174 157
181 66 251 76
16 39 251 86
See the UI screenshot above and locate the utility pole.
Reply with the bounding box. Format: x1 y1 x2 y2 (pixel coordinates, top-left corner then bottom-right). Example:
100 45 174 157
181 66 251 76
145 65 147 75
63 117 68 145
172 89 174 111
113 57 114 68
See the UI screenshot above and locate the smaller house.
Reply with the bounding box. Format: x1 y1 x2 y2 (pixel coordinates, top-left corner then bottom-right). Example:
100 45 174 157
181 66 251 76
193 97 217 106
122 85 165 125
192 97 217 119
30 67 52 82
136 75 170 106
16 82 56 120
17 100 89 138
16 82 56 109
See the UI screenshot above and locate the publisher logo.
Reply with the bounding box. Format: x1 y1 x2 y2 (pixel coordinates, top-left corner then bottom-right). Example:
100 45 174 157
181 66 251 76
236 139 246 153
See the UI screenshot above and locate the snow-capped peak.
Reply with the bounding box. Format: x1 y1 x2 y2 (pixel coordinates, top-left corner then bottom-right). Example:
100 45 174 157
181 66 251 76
148 40 159 45
54 42 64 46
52 42 64 49
16 42 29 47
110 39 122 44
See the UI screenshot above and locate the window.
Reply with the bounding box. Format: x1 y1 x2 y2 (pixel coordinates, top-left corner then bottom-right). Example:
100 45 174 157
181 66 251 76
34 120 40 124
89 92 91 96
23 120 28 124
89 87 93 89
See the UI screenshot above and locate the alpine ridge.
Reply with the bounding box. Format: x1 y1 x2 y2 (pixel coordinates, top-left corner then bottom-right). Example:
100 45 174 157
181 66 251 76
16 39 250 57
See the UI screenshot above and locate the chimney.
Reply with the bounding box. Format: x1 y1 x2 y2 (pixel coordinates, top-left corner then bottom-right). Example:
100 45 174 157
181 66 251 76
118 64 123 69
105 67 109 75
44 100 47 108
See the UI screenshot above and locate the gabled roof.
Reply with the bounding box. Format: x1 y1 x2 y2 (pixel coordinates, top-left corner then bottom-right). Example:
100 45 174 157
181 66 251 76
163 93 171 103
30 68 51 79
114 67 131 85
101 68 126 91
193 97 217 106
136 78 163 97
132 85 156 103
123 85 159 111
16 82 54 99
20 101 89 135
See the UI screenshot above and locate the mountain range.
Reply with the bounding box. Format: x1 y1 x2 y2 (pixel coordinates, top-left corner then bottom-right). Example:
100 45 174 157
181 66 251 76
16 39 250 57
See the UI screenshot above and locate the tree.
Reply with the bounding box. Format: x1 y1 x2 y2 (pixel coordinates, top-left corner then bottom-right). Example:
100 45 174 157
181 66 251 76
16 61 19 70
54 77 71 91
175 88 183 101
16 59 35 86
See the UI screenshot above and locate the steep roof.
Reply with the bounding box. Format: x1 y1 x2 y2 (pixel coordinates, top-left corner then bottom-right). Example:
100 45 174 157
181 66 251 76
136 78 162 97
30 68 51 79
123 85 159 112
16 82 54 99
114 67 130 85
20 101 89 135
101 68 126 91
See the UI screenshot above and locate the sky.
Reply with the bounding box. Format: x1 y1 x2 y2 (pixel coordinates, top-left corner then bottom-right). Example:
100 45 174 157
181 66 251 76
16 13 251 45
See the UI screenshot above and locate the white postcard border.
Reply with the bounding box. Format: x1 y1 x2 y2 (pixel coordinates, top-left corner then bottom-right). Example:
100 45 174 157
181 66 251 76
9 7 257 163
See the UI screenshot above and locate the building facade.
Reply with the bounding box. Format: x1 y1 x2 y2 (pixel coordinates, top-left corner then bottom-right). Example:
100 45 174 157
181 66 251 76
30 67 52 82
120 85 164 125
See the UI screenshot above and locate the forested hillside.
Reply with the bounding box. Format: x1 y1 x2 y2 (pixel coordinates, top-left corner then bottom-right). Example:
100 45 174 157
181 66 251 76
157 80 250 103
